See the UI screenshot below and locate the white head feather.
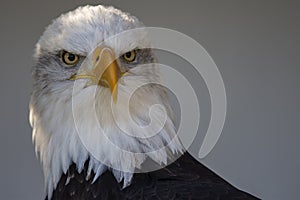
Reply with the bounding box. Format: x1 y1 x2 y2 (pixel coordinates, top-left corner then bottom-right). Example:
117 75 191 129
30 5 183 198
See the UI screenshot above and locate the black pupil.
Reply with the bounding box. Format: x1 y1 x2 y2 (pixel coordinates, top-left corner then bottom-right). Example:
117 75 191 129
67 53 75 62
125 52 132 58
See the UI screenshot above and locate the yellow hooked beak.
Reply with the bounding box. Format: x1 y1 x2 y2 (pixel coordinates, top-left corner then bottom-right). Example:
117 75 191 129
70 47 121 102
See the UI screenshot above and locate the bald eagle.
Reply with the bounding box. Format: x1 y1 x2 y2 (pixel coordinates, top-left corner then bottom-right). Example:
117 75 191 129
29 5 258 200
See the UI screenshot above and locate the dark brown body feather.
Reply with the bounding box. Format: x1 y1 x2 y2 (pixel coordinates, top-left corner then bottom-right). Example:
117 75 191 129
49 153 259 200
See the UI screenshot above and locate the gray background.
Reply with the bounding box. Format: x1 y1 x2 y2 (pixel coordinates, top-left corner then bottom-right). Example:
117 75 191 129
0 0 299 199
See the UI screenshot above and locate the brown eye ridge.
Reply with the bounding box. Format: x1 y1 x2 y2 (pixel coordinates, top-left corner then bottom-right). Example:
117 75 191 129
61 51 79 66
122 50 136 62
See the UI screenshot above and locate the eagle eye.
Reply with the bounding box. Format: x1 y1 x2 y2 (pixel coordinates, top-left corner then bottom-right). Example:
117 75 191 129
122 50 136 62
61 51 79 66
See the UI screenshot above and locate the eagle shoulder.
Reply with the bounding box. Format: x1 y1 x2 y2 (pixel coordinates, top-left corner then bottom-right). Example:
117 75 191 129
49 153 259 200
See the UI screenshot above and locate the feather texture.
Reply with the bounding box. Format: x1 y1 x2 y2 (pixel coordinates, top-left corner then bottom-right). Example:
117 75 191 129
49 153 259 200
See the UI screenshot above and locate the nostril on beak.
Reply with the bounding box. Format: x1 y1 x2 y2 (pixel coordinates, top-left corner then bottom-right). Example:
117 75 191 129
96 56 100 62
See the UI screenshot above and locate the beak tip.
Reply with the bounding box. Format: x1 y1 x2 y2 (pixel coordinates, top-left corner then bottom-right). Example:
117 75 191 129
111 87 118 104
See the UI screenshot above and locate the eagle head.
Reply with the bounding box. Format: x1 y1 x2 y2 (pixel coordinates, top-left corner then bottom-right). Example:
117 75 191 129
29 5 183 197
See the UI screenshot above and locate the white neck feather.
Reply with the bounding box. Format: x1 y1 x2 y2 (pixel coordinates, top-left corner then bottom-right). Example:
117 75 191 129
30 67 183 198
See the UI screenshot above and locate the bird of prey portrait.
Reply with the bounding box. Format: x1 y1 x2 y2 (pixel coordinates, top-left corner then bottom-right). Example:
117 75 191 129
29 5 258 200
